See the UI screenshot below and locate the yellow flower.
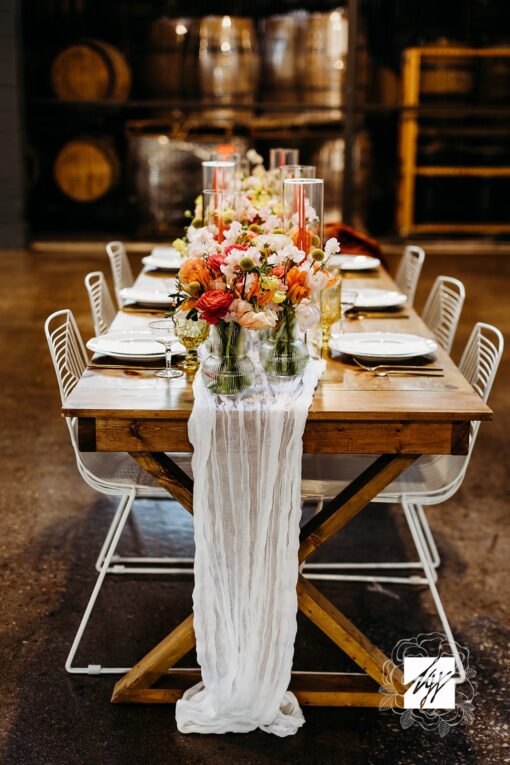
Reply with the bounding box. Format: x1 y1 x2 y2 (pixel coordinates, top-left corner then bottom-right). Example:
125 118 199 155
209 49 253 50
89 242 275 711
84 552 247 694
273 290 287 304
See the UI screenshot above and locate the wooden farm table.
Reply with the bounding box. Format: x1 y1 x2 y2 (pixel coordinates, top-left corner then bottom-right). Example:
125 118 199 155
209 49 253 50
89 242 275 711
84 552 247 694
63 261 491 708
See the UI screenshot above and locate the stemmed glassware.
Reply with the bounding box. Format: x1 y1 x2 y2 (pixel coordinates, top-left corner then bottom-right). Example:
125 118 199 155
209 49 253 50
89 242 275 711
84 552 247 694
149 320 184 379
174 316 210 372
320 279 342 351
340 289 359 329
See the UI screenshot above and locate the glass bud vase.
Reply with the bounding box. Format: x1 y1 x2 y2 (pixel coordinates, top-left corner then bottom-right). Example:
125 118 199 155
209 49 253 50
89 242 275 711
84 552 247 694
260 308 309 379
201 321 255 396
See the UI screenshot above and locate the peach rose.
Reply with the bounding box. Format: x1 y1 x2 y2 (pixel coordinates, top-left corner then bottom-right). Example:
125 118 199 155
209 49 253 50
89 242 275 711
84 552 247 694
178 258 212 293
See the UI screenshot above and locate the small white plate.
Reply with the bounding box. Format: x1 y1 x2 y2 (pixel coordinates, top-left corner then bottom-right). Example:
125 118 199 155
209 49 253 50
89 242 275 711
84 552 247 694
329 254 381 271
329 332 437 361
143 247 182 270
87 331 185 360
354 288 407 309
119 287 175 307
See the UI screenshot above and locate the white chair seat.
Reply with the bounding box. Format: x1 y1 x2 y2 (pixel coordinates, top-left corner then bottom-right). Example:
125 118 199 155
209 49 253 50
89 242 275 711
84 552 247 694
73 418 192 496
301 453 465 504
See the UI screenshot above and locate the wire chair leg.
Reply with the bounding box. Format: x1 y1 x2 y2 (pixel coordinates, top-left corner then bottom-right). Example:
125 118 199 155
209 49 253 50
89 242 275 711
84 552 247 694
94 494 194 576
302 501 436 585
94 494 130 573
416 503 441 569
65 491 136 676
402 499 466 683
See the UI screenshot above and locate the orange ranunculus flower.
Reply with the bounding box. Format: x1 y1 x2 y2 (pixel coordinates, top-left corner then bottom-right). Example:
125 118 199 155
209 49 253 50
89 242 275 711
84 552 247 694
178 258 212 293
290 228 315 254
285 267 310 304
180 297 197 312
243 274 262 301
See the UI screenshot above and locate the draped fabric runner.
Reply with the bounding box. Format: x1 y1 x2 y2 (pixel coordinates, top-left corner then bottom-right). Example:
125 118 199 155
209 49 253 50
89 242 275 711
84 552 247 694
175 359 325 736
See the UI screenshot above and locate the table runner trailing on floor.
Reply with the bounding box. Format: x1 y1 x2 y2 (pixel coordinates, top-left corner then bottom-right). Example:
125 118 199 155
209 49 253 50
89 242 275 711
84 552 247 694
175 359 325 736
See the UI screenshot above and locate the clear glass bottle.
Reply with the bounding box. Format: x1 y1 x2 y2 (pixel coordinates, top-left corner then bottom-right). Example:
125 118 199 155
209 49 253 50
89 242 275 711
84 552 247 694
260 308 309 379
201 321 255 396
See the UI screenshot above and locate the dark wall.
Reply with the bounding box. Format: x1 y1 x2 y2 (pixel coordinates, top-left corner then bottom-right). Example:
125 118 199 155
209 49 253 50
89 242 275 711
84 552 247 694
0 0 25 247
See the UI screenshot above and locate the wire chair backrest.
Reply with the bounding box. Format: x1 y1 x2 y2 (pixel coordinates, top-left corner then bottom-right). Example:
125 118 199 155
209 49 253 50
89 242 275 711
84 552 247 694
421 321 504 502
422 276 465 354
395 245 425 306
106 241 133 307
85 271 116 336
44 309 88 404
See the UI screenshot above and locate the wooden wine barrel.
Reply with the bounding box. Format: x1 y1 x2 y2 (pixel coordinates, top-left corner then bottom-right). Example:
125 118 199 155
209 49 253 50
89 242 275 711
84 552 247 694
302 10 349 107
54 137 120 202
143 16 191 98
195 17 258 108
51 40 131 101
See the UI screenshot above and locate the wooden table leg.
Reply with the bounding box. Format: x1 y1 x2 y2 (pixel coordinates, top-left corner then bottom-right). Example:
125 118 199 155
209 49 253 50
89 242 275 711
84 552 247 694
112 453 416 705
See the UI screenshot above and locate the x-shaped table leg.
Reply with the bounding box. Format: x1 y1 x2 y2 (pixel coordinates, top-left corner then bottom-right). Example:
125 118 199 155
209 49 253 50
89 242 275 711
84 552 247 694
112 453 416 705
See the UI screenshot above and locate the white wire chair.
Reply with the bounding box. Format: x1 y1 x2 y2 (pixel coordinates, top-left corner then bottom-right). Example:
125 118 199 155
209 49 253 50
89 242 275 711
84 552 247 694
422 276 465 354
45 309 193 675
302 322 503 681
395 245 425 306
84 271 116 336
106 241 134 308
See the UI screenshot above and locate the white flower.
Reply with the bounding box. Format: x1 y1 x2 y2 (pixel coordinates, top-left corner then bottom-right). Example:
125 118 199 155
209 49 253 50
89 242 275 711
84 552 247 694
186 226 219 257
305 262 330 292
295 298 321 331
222 220 243 244
246 148 263 165
220 246 260 281
279 243 304 264
255 233 291 251
260 213 282 233
325 237 340 256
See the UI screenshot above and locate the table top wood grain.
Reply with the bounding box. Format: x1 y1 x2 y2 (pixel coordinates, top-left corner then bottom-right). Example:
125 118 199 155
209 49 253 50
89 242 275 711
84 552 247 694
62 260 492 455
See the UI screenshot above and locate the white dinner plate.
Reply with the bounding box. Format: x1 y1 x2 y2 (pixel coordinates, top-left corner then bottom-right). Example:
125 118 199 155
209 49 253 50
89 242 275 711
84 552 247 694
353 288 407 309
142 247 182 270
87 331 185 360
329 254 381 271
119 287 175 306
329 332 437 361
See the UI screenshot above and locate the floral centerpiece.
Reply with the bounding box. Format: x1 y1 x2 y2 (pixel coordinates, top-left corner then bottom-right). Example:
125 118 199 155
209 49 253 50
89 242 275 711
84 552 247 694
167 219 339 393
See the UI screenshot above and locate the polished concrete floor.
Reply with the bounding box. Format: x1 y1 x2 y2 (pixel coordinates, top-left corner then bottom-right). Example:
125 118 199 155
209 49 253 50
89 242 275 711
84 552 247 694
0 248 509 765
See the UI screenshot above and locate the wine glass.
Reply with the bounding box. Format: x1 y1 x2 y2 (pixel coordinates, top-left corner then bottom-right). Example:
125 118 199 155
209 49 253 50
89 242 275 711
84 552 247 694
149 320 184 379
174 316 210 372
320 279 342 351
340 289 359 331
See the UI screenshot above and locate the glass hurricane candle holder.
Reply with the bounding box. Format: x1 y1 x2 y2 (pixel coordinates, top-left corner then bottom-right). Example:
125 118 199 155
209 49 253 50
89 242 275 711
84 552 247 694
202 160 236 192
211 152 250 188
203 189 238 242
283 177 324 255
269 147 299 169
280 164 316 201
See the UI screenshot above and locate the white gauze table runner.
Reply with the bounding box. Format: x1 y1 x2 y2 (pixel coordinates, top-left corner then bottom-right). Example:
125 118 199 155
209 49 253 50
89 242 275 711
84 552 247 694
175 358 325 736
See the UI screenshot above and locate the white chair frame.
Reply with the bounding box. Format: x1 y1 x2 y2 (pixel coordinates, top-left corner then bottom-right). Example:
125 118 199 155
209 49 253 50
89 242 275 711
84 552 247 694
302 322 503 681
422 275 465 354
106 241 134 308
45 310 193 675
395 245 425 306
85 271 116 336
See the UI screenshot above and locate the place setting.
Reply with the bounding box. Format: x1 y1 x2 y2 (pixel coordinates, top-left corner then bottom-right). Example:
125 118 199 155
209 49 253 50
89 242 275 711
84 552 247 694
119 285 176 315
142 246 183 272
86 325 185 375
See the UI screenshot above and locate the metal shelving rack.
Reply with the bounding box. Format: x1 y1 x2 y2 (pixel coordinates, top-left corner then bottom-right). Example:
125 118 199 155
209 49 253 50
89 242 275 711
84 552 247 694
397 46 510 236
